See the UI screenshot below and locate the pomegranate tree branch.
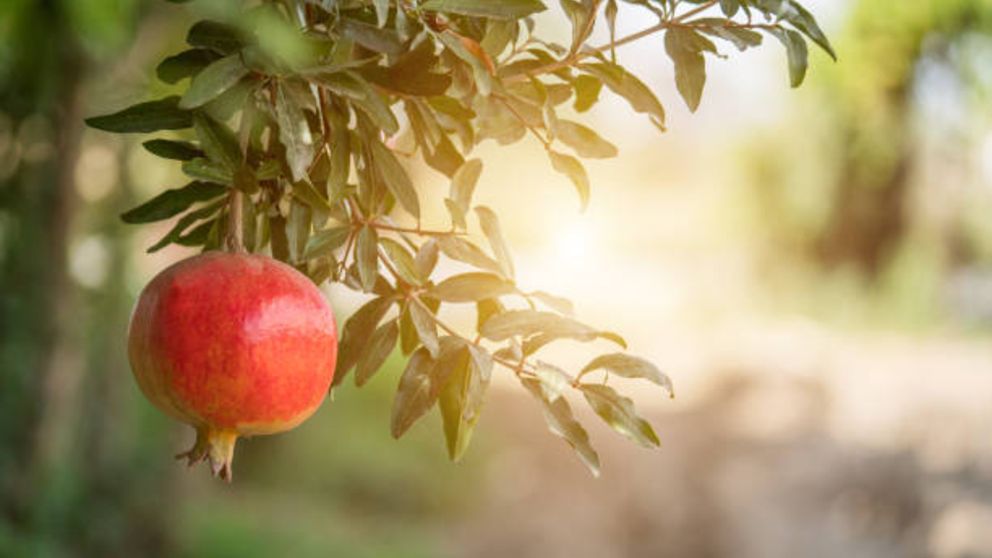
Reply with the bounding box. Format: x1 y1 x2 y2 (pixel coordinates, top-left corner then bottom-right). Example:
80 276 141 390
366 221 463 237
506 0 722 82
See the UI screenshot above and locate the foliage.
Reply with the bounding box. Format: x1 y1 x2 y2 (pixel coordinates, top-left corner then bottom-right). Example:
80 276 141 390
86 0 832 475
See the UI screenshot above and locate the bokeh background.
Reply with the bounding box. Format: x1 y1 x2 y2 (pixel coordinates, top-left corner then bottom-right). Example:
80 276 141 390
3 1 992 556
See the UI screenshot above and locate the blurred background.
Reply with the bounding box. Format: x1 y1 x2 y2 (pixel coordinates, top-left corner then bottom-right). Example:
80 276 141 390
3 0 992 556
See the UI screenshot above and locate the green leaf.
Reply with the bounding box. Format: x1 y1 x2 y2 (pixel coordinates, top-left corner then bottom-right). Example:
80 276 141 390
275 81 316 182
481 20 516 58
156 48 220 84
438 236 501 274
664 28 712 112
694 19 763 51
432 272 515 303
121 181 227 224
311 72 399 134
142 139 202 161
380 237 421 285
480 309 594 341
438 344 482 461
559 0 595 53
445 199 468 230
147 199 226 253
356 225 379 293
534 362 571 401
180 53 250 109
437 31 493 97
719 0 739 17
303 225 350 260
181 158 232 183
420 0 546 20
369 138 421 219
785 0 835 60
580 353 674 397
605 0 618 59
522 378 600 476
415 239 440 281
291 178 333 216
335 295 394 384
581 384 660 448
176 219 215 248
580 62 665 130
450 158 482 213
339 17 403 55
85 96 192 133
474 206 514 278
476 298 503 332
408 301 440 358
186 20 245 54
768 27 809 88
193 112 241 171
287 200 312 263
399 304 420 355
548 150 590 210
572 74 602 113
553 120 617 159
356 319 399 386
361 36 452 97
529 290 574 315
390 347 437 438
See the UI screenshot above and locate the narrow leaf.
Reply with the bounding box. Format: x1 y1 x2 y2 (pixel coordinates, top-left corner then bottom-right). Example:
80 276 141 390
554 120 617 159
432 272 515 303
474 206 514 279
522 378 600 476
380 237 421 285
142 139 202 161
580 353 674 397
356 319 399 386
369 138 421 218
408 301 440 357
356 225 379 292
85 96 192 133
391 348 437 438
193 112 241 170
420 0 546 20
303 225 350 260
450 158 483 213
581 384 660 448
121 182 227 224
335 296 394 383
156 48 219 84
548 150 590 210
438 236 501 274
275 81 316 182
180 53 250 109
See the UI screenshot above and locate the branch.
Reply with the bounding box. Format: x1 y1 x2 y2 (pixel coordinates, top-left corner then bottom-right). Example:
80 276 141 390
366 221 463 238
506 0 722 82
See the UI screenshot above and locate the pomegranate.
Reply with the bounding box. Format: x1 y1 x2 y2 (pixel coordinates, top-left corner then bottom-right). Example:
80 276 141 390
128 252 338 481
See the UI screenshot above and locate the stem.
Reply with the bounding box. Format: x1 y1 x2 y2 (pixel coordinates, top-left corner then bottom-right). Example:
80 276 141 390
367 221 461 237
225 189 246 253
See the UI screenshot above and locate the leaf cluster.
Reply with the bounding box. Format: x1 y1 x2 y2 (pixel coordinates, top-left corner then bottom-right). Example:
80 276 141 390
86 0 830 474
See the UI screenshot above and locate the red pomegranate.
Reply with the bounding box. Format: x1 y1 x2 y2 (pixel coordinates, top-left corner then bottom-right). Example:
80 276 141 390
128 252 338 481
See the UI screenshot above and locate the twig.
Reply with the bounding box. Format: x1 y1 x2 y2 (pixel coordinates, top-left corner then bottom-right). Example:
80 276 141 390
506 0 721 82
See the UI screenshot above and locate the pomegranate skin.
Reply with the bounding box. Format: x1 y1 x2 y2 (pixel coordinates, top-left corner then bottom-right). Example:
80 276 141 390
128 252 337 480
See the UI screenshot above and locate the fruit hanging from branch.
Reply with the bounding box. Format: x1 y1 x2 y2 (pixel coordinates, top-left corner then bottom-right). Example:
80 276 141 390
89 0 833 480
128 251 338 480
